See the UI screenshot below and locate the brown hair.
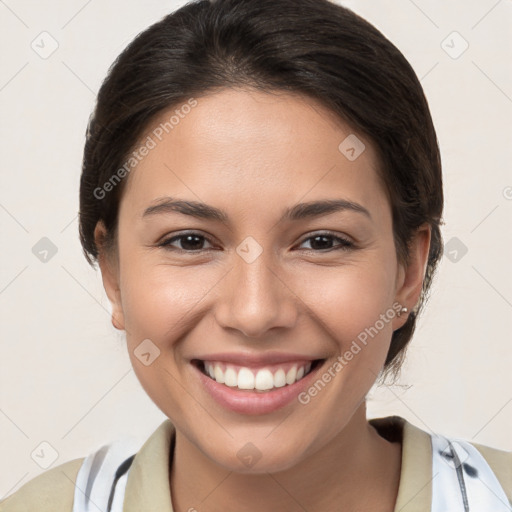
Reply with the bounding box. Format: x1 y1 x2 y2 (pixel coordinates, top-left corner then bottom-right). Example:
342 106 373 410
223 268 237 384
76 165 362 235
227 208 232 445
79 0 444 384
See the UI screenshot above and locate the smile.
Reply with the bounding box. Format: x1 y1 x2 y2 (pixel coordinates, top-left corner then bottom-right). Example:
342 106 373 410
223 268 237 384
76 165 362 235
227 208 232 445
196 359 322 392
191 352 327 414
195 359 322 392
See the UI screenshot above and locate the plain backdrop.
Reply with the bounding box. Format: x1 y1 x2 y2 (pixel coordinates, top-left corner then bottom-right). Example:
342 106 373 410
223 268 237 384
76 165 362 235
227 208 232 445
1 0 511 499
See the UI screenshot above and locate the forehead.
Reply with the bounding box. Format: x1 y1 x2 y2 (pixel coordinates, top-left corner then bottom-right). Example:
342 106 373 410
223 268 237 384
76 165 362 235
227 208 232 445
119 88 389 225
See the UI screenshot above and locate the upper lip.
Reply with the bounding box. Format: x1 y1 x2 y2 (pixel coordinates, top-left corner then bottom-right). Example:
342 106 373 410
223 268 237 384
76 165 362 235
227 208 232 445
192 351 323 367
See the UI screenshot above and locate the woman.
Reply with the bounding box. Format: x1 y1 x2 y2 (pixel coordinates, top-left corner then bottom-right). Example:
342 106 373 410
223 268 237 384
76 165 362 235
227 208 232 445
2 0 510 511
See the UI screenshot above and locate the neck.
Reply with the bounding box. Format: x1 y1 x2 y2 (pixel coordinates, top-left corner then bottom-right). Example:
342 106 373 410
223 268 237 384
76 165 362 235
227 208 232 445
169 402 402 512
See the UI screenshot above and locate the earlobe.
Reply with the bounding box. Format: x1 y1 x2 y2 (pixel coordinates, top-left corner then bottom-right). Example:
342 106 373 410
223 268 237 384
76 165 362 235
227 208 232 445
111 313 124 330
94 221 125 331
393 223 431 329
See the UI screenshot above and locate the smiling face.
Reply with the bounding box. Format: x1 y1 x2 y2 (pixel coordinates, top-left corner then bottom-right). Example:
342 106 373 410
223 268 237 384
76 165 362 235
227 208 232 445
96 87 429 473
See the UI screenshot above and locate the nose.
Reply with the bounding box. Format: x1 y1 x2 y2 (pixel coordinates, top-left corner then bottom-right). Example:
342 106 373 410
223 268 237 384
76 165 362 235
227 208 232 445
214 250 298 339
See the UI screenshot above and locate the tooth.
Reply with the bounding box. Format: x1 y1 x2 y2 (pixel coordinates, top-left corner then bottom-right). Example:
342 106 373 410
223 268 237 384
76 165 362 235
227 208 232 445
206 361 314 389
273 368 286 387
255 369 274 390
285 366 297 385
214 365 225 384
238 368 255 389
224 367 238 387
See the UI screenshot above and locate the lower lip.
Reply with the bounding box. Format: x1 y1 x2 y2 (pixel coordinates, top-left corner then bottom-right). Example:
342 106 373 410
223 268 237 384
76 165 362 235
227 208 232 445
193 361 324 415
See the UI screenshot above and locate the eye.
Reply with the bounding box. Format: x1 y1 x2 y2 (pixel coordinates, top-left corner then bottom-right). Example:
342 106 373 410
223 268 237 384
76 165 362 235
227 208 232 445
158 232 215 252
297 232 354 252
157 231 354 253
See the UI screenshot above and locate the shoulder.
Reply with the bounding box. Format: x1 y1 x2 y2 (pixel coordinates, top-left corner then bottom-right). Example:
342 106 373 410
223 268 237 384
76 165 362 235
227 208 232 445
468 440 512 502
0 457 84 512
370 415 512 508
0 423 168 512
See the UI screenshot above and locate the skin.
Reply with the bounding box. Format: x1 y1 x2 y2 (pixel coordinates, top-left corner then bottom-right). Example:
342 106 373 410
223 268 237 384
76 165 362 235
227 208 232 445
95 87 431 512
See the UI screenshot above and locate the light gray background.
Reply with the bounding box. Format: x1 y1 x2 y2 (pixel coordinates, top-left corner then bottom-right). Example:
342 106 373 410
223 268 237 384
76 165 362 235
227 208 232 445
1 0 511 498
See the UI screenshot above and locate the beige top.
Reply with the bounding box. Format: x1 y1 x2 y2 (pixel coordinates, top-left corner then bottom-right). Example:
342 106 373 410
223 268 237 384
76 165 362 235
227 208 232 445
1 415 511 511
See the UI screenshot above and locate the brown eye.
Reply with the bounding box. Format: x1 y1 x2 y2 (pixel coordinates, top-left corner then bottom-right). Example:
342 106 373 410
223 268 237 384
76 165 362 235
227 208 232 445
298 233 354 252
159 232 215 252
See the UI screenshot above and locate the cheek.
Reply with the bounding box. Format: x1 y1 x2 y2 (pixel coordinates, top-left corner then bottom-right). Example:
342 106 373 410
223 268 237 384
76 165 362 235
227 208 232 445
291 258 397 345
120 264 211 341
120 250 397 347
117 260 214 415
118 221 398 347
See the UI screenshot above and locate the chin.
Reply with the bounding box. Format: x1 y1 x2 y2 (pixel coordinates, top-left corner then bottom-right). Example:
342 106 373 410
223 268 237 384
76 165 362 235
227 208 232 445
203 437 310 475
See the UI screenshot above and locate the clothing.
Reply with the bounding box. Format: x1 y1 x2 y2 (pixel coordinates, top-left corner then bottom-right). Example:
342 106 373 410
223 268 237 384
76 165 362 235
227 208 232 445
1 415 511 511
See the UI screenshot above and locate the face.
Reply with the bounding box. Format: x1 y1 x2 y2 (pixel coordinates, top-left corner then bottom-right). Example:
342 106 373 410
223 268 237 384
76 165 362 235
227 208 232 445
97 88 429 473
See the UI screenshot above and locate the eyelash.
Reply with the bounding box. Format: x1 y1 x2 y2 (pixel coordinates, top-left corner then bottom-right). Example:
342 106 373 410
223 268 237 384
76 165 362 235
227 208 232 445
157 231 355 253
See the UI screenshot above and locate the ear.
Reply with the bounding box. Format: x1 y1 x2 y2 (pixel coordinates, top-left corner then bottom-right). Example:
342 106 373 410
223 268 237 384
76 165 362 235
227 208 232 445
392 223 431 331
94 221 125 331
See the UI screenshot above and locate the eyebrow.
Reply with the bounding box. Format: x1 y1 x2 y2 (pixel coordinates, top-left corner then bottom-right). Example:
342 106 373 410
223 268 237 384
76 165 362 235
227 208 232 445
142 197 372 224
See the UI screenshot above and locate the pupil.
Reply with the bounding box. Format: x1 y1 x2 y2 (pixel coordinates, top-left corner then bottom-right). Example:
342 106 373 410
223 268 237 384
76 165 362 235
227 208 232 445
311 235 332 250
182 235 203 250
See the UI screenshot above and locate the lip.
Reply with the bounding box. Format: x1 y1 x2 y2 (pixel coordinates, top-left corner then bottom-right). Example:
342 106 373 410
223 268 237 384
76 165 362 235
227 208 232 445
192 357 325 415
192 351 320 367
